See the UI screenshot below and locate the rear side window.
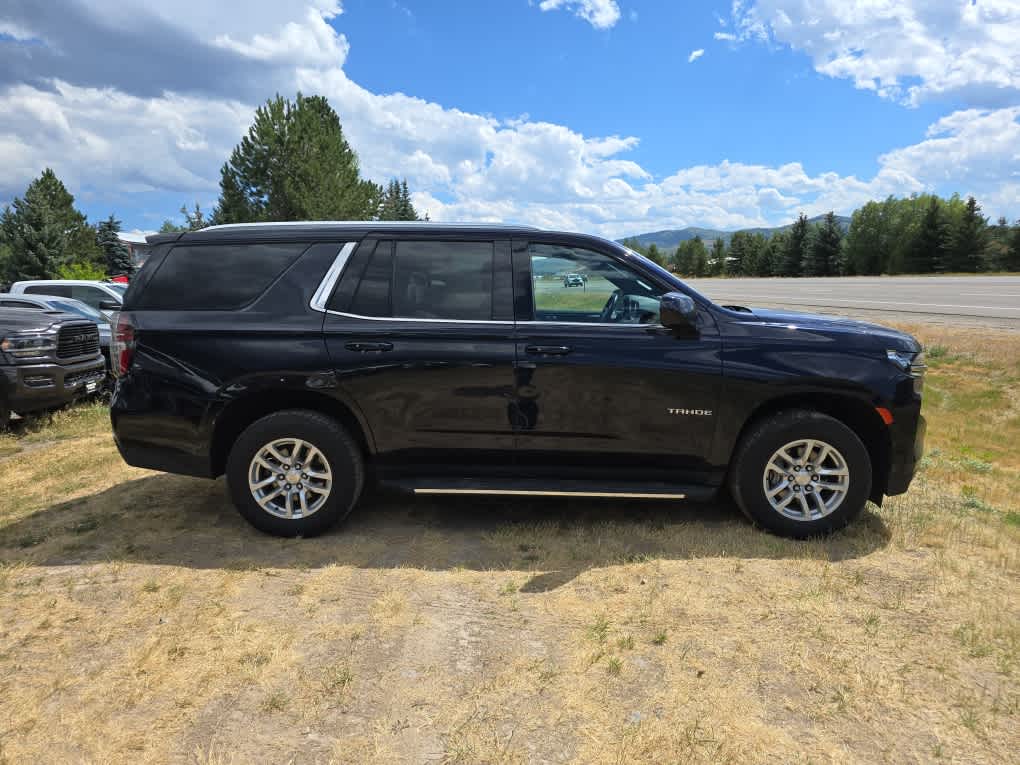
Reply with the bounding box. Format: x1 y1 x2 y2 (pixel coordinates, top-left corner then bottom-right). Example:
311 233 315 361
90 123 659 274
334 240 495 321
70 285 111 309
394 241 493 320
136 243 308 310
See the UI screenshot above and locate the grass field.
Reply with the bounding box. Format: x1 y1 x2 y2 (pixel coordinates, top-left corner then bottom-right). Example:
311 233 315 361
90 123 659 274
1 323 1018 764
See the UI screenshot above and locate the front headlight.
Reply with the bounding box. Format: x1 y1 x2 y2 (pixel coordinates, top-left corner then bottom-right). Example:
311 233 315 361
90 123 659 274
887 349 926 394
1 333 57 359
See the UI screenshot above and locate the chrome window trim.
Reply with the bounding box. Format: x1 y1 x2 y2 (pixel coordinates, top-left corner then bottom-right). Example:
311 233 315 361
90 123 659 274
323 309 513 325
321 312 655 327
519 320 658 328
309 242 357 313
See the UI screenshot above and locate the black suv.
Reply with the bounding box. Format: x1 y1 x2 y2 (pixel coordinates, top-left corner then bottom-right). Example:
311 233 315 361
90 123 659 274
1 307 105 427
110 223 925 538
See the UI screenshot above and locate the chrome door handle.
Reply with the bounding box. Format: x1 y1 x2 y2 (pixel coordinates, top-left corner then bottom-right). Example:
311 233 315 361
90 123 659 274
525 345 572 355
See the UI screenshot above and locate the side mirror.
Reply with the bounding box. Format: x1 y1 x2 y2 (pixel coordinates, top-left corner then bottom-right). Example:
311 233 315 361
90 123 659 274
99 300 121 311
660 291 698 331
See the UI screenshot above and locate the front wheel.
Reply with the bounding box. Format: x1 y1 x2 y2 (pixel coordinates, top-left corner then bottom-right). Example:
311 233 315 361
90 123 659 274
226 409 364 537
728 410 872 538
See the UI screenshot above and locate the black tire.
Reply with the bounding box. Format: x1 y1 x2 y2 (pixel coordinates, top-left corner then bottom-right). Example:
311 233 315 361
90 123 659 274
226 409 364 537
728 409 872 539
0 395 9 431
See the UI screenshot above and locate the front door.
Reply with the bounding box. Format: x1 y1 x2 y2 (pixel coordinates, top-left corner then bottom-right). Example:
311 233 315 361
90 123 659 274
511 239 723 485
323 236 516 477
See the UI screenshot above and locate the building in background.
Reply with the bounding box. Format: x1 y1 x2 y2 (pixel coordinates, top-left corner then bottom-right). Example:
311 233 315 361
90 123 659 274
118 232 155 267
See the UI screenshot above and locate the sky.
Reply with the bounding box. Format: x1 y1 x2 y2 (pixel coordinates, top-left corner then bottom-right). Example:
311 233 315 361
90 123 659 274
0 0 1018 238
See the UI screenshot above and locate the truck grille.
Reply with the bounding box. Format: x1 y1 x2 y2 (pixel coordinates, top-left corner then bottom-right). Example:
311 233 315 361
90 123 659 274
56 324 101 359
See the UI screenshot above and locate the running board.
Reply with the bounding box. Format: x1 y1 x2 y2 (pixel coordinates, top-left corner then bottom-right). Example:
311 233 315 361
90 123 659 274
384 478 716 502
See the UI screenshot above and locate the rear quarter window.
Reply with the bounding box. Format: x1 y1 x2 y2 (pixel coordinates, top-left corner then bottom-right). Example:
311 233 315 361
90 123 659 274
135 243 308 310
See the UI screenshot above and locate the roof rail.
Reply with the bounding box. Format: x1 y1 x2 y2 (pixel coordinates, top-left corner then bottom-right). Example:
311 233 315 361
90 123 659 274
198 221 540 232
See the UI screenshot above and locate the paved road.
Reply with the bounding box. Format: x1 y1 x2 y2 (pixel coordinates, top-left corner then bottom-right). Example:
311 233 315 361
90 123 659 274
684 275 1020 330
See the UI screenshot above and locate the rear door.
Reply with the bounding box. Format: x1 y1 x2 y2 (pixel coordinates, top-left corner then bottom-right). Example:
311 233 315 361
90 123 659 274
510 237 723 485
322 235 516 477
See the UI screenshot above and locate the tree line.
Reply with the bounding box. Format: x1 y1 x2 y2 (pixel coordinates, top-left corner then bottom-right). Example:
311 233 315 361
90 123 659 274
1 92 424 284
625 195 1020 278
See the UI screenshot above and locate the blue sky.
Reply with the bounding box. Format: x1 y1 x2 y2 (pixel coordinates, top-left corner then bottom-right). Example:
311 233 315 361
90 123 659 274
0 0 1017 237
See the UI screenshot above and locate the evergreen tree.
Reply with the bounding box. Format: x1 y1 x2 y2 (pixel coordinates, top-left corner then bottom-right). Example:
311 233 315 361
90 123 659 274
727 231 750 276
1007 221 1020 272
944 196 986 272
778 213 809 276
0 168 100 281
159 203 209 233
906 198 947 273
762 232 786 276
691 237 709 277
96 214 134 276
378 178 422 221
804 212 842 276
213 93 380 223
844 201 886 274
646 243 665 266
710 238 726 275
672 241 692 274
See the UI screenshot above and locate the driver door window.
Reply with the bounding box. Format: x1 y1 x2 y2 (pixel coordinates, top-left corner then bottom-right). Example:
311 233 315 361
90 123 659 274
528 244 663 324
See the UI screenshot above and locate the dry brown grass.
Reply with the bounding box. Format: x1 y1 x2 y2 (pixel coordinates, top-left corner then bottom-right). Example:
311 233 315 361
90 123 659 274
1 326 1018 764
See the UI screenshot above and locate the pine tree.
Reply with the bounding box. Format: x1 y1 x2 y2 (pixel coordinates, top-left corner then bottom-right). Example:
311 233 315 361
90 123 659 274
160 204 209 233
96 215 134 276
778 213 809 276
213 93 380 223
377 178 422 221
804 212 842 276
844 201 886 275
1007 221 1020 272
672 241 692 275
646 243 664 266
710 238 726 275
691 237 709 277
944 196 986 272
727 231 750 276
906 198 947 273
762 232 786 276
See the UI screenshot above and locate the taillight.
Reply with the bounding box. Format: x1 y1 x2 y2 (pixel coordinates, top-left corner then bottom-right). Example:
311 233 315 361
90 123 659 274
111 312 136 376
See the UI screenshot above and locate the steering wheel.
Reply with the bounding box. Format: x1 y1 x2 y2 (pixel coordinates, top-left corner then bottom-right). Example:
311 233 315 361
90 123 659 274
599 290 622 323
600 290 645 323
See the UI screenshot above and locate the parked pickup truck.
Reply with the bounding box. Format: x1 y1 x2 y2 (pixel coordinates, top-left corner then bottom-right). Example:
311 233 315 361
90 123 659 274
1 307 106 428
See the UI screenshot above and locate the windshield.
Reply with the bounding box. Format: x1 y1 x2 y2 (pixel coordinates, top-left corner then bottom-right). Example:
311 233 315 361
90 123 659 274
49 299 107 323
107 284 128 296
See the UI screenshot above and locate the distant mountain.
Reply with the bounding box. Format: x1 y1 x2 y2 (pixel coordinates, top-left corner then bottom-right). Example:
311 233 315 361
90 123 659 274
620 214 851 251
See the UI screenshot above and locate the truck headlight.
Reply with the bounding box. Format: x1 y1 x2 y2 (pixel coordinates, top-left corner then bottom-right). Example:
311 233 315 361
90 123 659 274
887 349 926 394
1 333 57 359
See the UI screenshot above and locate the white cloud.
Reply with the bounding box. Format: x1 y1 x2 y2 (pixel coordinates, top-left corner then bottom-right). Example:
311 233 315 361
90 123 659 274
688 49 705 63
714 32 737 41
536 0 621 30
0 0 1017 239
727 0 1020 107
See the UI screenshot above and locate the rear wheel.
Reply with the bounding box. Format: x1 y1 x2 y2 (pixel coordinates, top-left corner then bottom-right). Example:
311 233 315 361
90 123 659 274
0 395 9 431
728 410 872 538
226 409 364 537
